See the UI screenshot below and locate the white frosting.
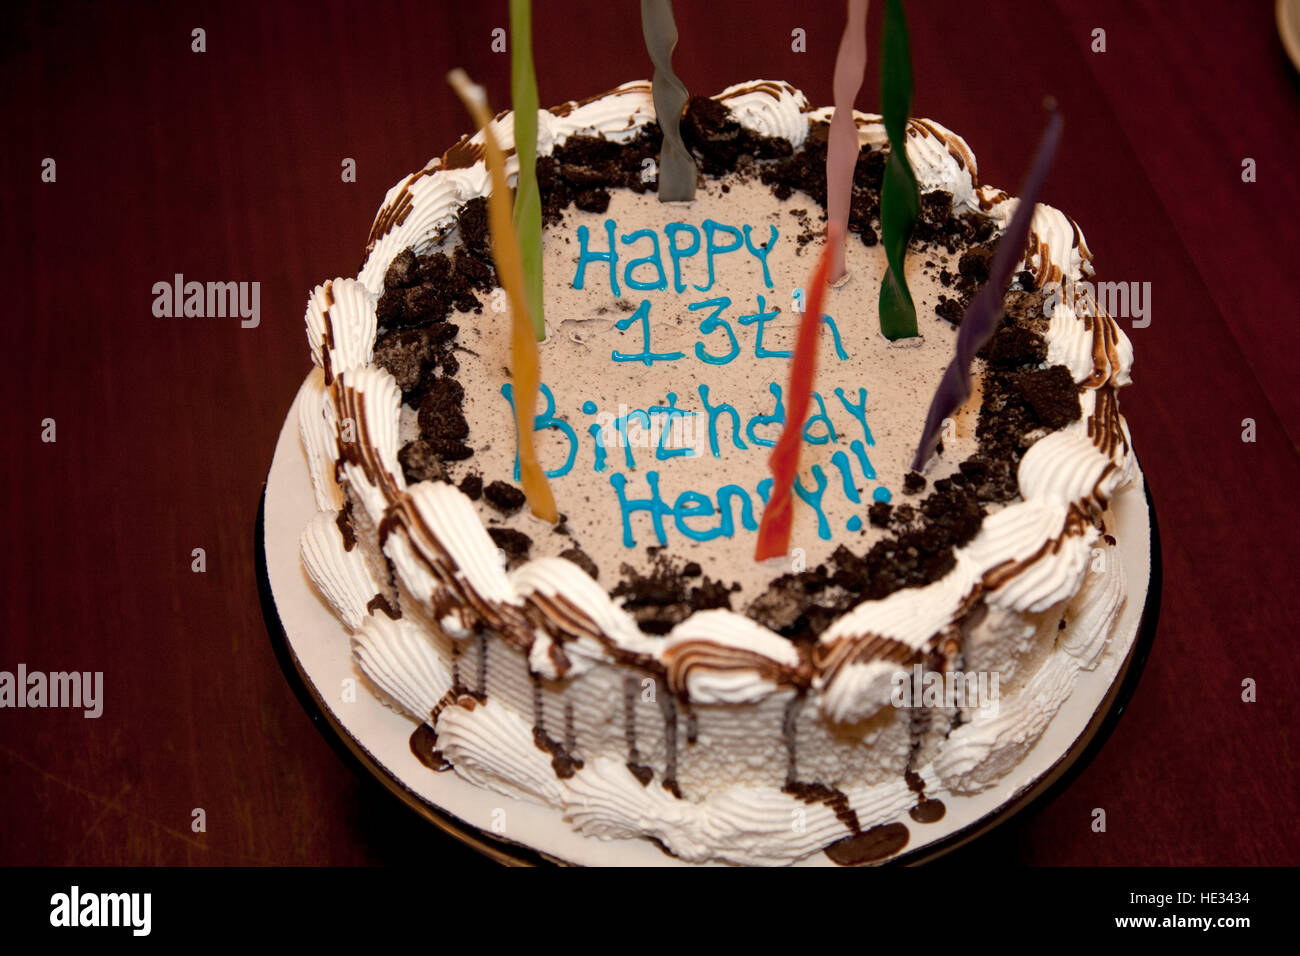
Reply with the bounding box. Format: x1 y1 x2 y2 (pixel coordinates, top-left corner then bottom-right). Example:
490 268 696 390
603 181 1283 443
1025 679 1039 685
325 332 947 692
352 615 452 720
297 368 346 513
550 81 657 146
299 510 381 632
661 609 802 704
1060 540 1125 669
327 366 406 527
384 480 521 613
359 168 481 294
511 557 657 679
714 80 811 148
305 277 376 378
299 80 1140 865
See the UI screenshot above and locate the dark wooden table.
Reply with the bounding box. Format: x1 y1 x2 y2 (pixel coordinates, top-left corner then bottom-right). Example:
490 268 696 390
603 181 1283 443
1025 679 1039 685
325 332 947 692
2 0 1296 866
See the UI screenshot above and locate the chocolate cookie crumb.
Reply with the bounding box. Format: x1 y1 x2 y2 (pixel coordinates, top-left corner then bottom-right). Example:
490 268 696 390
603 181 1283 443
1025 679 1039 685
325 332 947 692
1012 365 1082 429
488 528 532 563
398 440 447 484
428 437 473 461
458 473 483 500
484 480 526 514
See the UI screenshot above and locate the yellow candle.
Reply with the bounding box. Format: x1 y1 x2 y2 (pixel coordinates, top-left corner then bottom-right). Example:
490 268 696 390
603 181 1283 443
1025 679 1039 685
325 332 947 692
447 69 558 523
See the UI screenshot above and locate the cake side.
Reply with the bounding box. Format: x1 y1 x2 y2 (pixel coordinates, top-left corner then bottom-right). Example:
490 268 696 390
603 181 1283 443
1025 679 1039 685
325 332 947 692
296 80 1137 864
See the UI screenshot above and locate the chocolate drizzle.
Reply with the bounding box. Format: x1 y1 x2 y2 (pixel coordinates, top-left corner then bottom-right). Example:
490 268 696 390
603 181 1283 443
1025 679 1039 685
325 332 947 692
624 676 653 786
780 692 803 788
334 502 356 552
409 722 451 772
780 691 863 837
366 593 401 620
659 691 680 798
824 823 911 866
533 726 584 779
786 781 860 834
410 689 462 773
563 701 577 753
904 770 946 824
528 676 583 778
474 631 488 700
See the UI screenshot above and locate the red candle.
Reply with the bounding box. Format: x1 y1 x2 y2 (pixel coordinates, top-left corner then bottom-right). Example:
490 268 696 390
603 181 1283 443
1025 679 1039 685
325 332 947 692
754 226 838 561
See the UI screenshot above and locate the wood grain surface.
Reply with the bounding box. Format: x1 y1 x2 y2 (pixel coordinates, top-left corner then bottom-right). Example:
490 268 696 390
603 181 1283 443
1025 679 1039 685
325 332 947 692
1 0 1296 865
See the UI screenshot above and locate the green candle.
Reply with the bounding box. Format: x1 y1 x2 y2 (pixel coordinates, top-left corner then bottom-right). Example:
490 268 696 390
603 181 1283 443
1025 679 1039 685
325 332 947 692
878 0 920 340
510 0 545 340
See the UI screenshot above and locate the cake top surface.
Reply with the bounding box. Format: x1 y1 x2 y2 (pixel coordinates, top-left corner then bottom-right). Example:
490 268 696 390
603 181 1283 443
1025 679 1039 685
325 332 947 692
302 78 1136 712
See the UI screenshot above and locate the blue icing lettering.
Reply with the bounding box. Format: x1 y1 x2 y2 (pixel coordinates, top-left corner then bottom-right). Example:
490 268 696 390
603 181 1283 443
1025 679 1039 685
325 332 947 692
745 382 785 448
693 219 744 292
665 223 701 293
830 449 861 502
801 390 837 445
612 475 766 547
500 382 577 479
691 296 739 365
612 299 685 366
587 422 609 472
674 491 721 542
610 472 672 548
649 392 698 460
834 387 875 446
821 312 849 360
742 224 779 289
612 406 652 469
621 228 668 291
872 486 892 504
698 384 747 458
792 465 832 541
582 400 597 415
850 438 877 480
738 294 788 359
573 219 619 296
846 515 863 532
718 484 758 535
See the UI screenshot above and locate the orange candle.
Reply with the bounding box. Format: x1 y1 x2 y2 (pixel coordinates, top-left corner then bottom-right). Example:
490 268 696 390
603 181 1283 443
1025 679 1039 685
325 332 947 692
447 69 558 523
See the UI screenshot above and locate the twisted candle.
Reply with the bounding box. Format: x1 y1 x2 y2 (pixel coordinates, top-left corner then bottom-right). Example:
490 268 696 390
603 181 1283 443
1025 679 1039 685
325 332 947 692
447 69 558 523
878 0 920 340
827 0 869 283
641 0 696 201
509 0 545 340
754 225 838 562
912 109 1064 472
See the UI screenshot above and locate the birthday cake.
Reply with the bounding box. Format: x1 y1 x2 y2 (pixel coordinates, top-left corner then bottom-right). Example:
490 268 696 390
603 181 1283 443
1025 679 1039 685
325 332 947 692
297 79 1138 865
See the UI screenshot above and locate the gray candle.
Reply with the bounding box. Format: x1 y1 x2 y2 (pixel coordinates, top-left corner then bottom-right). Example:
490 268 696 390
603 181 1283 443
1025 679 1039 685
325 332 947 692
641 0 696 201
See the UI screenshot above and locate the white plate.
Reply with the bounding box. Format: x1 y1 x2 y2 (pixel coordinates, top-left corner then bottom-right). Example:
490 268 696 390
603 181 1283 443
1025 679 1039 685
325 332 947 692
259 373 1158 866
